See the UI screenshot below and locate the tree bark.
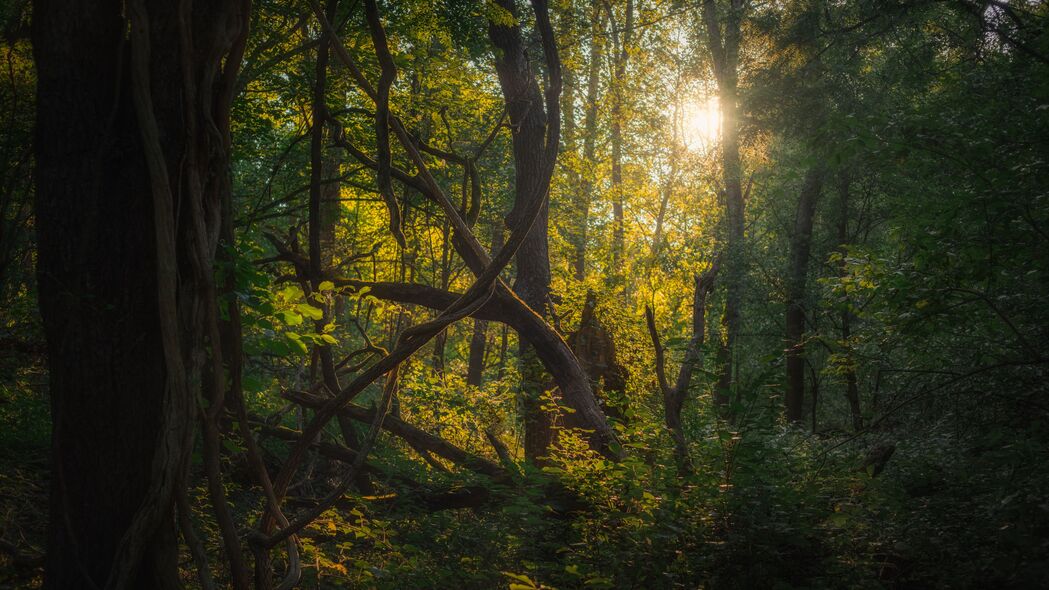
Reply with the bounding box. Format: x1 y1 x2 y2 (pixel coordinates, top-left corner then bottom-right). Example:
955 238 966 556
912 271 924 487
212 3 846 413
573 0 604 281
837 172 863 431
647 258 718 468
702 0 745 410
33 1 247 587
609 0 633 273
308 0 373 499
467 319 488 387
488 0 558 462
785 167 823 423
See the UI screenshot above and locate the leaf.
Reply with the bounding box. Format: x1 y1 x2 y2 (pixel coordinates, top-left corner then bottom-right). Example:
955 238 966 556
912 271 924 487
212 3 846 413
285 332 308 355
318 280 335 291
281 310 303 326
279 284 304 302
502 572 537 587
296 303 323 321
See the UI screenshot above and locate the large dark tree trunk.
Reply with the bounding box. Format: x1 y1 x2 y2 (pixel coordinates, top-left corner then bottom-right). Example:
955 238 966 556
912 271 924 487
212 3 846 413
488 0 558 461
785 167 823 423
35 5 174 584
33 1 247 587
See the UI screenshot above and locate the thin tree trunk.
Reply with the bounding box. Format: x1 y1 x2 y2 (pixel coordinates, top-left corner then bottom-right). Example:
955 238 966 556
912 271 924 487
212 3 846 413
785 167 823 423
467 319 488 387
837 172 863 431
647 258 718 469
496 323 510 381
432 217 452 376
574 1 604 281
307 0 373 499
702 0 745 410
609 0 633 273
468 219 500 386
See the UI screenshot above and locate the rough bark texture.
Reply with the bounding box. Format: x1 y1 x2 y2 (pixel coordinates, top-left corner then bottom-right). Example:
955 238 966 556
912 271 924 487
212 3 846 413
785 167 823 423
489 0 557 461
567 291 627 420
34 6 174 586
34 1 246 587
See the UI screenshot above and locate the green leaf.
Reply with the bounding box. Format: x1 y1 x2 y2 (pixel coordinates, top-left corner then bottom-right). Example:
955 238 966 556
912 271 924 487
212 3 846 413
281 310 303 326
279 284 304 302
502 572 536 586
296 303 323 320
285 332 308 355
318 280 335 291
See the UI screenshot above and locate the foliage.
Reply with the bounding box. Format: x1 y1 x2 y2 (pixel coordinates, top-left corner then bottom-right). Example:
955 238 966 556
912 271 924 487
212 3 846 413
3 0 1049 587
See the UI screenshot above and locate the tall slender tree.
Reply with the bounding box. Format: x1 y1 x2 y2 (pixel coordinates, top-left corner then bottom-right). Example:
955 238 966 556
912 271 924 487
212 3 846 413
700 0 745 408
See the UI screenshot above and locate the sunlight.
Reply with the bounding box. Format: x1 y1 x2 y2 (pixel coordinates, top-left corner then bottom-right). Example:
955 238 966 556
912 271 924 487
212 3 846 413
681 96 721 152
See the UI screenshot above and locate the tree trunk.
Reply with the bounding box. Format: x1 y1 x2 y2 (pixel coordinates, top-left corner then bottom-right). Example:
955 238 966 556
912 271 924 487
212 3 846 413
574 1 604 281
33 1 247 587
647 259 718 469
432 217 452 377
609 0 633 273
468 219 502 387
308 0 373 499
467 319 488 387
837 172 863 431
785 167 823 423
489 0 557 462
702 0 745 410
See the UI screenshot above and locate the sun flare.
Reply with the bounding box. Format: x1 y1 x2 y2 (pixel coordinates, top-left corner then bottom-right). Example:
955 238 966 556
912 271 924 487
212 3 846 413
681 96 721 151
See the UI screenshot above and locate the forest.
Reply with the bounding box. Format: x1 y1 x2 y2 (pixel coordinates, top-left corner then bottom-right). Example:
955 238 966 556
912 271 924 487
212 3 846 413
1 0 1048 588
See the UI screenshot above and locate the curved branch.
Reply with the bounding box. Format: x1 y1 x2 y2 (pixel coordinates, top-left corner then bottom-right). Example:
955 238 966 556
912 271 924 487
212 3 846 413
363 0 405 247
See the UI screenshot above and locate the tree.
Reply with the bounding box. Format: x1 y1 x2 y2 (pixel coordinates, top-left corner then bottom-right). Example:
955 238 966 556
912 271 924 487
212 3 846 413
33 0 249 587
785 166 823 423
700 0 745 408
489 0 564 461
608 0 634 274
